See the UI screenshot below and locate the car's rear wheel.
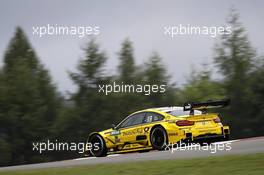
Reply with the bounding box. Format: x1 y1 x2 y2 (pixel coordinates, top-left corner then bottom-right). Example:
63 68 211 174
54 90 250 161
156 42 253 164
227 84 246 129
150 126 168 150
89 134 107 157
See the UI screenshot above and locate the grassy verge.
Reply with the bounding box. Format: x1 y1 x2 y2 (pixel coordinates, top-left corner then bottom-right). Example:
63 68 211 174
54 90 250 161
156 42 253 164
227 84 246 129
1 153 264 175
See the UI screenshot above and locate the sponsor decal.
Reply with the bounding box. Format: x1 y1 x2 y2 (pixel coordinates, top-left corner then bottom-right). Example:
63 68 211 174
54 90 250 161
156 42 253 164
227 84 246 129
122 128 143 136
144 127 150 133
168 132 178 136
110 130 120 136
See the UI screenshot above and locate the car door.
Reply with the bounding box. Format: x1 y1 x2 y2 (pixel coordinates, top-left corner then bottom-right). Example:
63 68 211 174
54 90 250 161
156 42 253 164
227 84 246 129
117 112 146 145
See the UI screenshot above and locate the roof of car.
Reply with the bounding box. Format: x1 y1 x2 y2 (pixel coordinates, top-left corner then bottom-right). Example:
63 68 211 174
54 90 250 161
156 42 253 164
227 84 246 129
143 106 202 116
147 106 184 112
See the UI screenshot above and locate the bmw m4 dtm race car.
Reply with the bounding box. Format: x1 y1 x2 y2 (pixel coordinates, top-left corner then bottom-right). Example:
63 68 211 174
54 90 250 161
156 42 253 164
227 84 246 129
87 99 230 157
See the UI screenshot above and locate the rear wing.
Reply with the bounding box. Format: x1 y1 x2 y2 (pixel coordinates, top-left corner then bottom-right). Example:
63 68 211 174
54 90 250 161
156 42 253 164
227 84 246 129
183 99 230 114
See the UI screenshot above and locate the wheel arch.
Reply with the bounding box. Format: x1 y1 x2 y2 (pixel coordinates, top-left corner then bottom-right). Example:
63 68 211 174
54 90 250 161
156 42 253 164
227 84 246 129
149 124 169 141
88 132 105 143
150 124 166 134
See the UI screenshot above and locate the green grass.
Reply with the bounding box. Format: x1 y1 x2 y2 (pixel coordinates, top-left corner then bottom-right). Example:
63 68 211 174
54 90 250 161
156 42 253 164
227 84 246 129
1 153 264 175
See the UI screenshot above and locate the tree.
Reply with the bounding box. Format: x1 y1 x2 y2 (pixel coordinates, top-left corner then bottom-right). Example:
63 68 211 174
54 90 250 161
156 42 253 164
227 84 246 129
247 59 264 136
143 52 176 106
0 27 60 165
214 10 257 137
0 69 12 166
117 39 136 83
180 65 226 103
70 39 107 89
68 39 111 138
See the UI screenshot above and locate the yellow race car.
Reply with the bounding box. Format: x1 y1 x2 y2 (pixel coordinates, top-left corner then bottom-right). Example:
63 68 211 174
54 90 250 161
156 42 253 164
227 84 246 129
88 99 230 157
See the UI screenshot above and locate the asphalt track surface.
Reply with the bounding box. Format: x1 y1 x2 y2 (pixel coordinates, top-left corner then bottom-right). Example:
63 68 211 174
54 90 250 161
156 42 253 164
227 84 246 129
1 137 264 171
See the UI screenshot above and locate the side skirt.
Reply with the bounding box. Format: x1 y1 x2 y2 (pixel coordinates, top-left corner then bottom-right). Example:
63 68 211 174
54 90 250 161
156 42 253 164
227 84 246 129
108 146 153 154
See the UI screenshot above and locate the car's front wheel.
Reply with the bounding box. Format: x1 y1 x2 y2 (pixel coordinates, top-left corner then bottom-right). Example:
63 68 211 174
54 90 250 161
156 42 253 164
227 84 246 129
89 134 107 157
150 126 168 150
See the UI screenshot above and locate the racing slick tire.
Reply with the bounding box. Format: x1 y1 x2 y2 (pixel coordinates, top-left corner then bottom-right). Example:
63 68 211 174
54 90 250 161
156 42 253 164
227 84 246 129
89 134 107 157
150 126 168 151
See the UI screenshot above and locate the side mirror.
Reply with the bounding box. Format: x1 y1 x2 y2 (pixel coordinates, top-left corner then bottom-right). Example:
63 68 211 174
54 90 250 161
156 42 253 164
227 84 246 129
111 124 116 130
